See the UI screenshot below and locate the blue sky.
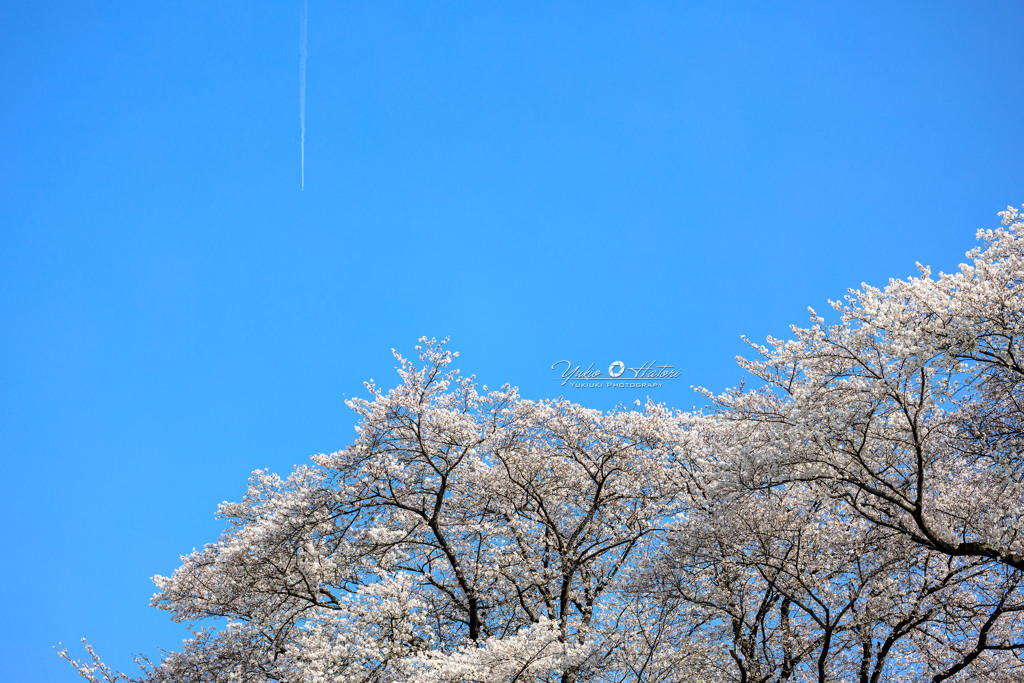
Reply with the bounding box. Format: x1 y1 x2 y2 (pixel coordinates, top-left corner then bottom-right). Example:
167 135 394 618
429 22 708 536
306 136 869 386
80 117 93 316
2 2 1023 680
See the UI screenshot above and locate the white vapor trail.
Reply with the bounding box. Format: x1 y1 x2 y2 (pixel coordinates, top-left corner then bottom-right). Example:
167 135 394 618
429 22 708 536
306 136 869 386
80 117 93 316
300 0 307 189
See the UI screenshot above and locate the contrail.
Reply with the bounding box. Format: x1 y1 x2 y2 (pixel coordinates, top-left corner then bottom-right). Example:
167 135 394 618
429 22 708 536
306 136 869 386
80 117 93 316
300 0 307 190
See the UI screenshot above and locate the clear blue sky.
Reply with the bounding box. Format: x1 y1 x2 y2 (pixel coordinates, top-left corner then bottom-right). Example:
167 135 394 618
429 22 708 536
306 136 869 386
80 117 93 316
2 2 1022 680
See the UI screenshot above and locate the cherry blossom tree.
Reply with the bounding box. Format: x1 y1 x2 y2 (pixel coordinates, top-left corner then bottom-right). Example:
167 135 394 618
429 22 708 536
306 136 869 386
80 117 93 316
63 339 698 682
714 206 1024 574
661 205 1024 680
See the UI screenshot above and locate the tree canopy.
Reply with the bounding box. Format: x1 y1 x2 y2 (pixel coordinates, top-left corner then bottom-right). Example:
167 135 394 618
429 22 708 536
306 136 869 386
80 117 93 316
62 207 1024 682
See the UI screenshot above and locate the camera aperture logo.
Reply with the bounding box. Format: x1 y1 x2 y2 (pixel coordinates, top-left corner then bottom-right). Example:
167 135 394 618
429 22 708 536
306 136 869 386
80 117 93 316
551 359 682 388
